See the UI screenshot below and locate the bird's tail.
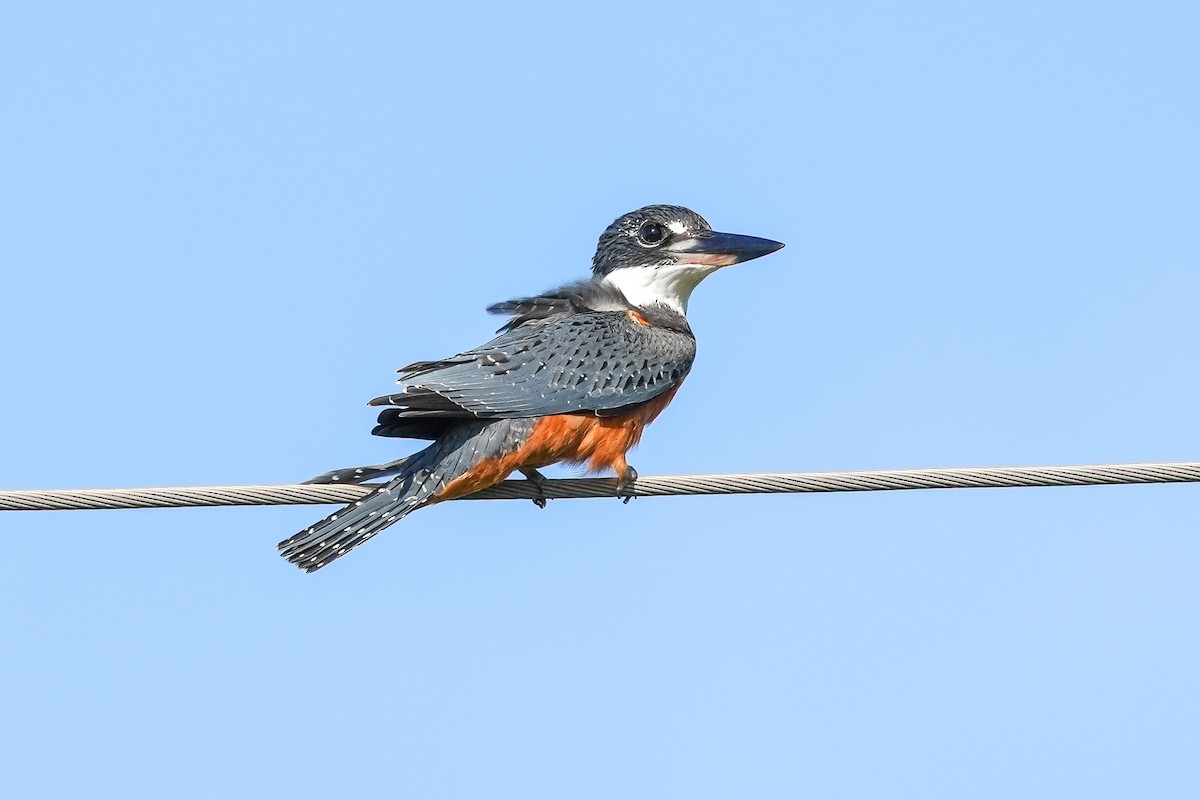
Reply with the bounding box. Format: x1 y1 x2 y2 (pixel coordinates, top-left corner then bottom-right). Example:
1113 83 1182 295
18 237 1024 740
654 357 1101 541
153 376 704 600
302 456 416 486
278 419 534 572
278 451 441 572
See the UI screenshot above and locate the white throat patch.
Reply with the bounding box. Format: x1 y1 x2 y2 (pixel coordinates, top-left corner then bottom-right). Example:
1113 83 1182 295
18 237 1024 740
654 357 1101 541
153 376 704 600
601 262 721 315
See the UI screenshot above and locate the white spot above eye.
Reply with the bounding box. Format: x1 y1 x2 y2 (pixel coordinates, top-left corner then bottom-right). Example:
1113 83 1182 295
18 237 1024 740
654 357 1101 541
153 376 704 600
602 262 721 315
667 220 688 235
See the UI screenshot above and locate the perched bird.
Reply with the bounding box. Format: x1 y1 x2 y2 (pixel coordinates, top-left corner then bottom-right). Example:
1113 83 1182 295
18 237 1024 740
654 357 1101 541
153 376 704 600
279 205 784 571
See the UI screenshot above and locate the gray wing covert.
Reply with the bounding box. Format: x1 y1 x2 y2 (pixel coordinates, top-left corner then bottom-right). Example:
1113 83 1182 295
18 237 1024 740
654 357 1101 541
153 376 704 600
370 312 696 419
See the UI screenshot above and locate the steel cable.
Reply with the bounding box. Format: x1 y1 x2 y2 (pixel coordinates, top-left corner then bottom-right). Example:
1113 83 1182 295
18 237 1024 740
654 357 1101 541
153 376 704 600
1 462 1197 511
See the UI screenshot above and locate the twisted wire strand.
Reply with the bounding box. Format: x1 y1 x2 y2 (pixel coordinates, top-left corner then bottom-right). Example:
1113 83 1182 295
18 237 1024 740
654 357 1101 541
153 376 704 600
1 462 1197 512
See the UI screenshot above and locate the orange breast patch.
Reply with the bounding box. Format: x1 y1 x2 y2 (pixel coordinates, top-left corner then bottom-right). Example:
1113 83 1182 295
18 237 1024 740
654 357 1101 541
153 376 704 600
432 384 681 503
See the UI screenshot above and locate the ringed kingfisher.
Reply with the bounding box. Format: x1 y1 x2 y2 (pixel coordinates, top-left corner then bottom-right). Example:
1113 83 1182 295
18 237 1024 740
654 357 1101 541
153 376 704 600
279 205 784 571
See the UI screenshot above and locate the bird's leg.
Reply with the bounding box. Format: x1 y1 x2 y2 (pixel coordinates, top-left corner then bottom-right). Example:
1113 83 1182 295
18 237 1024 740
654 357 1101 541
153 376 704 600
613 455 638 504
519 467 549 509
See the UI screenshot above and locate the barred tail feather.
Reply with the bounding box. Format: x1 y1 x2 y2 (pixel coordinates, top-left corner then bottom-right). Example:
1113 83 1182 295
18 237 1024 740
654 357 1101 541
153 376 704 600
278 470 435 572
302 456 417 486
278 419 535 572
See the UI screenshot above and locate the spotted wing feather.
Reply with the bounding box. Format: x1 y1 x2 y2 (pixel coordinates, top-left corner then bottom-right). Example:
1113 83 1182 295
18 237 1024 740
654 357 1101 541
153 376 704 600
370 312 695 423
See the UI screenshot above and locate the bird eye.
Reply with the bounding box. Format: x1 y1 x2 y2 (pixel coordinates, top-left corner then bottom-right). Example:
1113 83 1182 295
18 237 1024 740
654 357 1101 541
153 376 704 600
638 222 666 246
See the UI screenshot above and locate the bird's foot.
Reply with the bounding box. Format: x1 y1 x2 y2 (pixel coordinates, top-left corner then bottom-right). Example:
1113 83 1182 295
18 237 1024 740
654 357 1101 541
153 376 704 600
616 465 638 504
520 468 549 509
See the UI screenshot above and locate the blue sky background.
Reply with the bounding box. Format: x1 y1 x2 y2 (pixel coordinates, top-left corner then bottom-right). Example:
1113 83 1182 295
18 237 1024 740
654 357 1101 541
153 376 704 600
2 2 1199 797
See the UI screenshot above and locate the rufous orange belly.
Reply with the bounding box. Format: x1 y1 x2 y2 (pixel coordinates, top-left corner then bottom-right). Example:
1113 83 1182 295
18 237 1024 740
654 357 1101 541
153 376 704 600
433 384 681 502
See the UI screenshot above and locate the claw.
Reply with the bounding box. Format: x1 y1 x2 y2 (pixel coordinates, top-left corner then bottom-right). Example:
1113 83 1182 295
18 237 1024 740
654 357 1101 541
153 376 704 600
520 468 549 509
616 465 638 504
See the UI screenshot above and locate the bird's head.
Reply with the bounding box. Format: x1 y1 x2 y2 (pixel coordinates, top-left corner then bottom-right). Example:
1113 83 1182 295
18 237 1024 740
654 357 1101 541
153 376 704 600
592 204 784 315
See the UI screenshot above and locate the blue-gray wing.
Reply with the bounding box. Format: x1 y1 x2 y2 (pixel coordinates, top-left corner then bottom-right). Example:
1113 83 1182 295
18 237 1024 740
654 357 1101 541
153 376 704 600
369 312 695 422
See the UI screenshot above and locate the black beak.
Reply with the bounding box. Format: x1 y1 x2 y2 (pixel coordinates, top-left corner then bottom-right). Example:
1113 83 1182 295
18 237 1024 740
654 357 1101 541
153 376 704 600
667 231 786 266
